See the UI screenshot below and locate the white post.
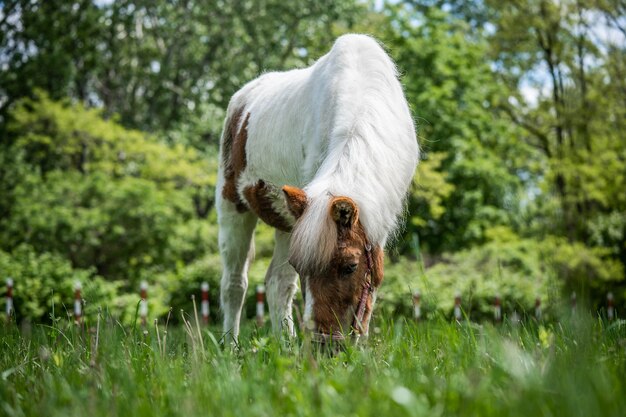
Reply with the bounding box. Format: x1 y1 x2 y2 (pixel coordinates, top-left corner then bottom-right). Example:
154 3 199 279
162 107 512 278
201 282 210 324
571 291 577 315
140 281 148 327
256 285 265 327
413 290 421 321
6 278 14 320
511 310 520 327
74 281 82 324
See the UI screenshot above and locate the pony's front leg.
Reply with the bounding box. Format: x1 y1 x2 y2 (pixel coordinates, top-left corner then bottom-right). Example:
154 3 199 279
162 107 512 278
266 230 299 337
218 197 257 343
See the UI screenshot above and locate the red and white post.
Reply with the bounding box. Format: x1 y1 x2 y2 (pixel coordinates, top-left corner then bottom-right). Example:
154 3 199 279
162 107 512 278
454 291 462 322
6 278 13 321
413 290 422 321
607 292 614 321
256 285 265 327
534 296 542 321
494 295 502 323
140 281 148 327
201 282 210 325
74 281 82 324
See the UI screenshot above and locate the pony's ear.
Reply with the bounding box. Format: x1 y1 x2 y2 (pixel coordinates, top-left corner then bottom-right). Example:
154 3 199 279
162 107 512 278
330 197 359 228
282 185 308 219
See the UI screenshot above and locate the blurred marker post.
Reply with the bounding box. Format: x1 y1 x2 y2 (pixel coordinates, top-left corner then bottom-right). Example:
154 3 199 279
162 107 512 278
413 290 421 321
201 282 210 325
535 296 542 321
453 291 462 322
6 278 13 322
511 310 520 327
571 291 577 315
74 281 82 324
607 292 614 321
140 281 148 327
494 295 502 323
256 285 265 327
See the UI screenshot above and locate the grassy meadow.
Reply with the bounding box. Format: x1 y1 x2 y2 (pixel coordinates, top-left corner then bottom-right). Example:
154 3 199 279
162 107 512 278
2 2 625 416
1 312 625 417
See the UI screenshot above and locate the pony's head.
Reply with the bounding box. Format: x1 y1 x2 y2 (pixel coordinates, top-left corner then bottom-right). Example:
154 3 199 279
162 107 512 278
282 185 384 341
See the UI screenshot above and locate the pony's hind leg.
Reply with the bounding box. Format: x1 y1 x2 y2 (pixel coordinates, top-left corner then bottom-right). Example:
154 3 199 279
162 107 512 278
218 199 257 342
266 230 299 337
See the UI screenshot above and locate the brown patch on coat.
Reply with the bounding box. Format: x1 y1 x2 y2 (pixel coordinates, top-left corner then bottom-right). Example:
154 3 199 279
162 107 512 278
243 180 293 232
221 108 250 212
282 185 308 219
305 196 384 336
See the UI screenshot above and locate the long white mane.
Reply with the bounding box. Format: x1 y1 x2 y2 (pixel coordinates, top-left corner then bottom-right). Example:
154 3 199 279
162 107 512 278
231 34 419 272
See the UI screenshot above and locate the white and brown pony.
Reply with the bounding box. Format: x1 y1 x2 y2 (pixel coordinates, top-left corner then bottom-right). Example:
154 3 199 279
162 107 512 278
217 34 418 341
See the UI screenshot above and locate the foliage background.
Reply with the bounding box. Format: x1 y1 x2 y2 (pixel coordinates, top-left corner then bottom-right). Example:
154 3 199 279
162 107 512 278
0 0 624 324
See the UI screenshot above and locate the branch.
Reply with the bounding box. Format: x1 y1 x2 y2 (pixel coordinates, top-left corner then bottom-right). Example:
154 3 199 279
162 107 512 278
499 103 552 158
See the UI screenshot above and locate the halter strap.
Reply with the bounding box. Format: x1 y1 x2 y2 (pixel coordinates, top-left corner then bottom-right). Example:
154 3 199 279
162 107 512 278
352 242 373 335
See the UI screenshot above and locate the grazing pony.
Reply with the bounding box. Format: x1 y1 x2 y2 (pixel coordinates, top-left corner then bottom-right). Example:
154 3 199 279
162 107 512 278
217 34 419 341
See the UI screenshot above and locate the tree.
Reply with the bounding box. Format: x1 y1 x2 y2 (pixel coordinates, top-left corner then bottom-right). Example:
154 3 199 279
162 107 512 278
0 0 361 141
483 0 626 289
376 5 531 254
0 0 105 126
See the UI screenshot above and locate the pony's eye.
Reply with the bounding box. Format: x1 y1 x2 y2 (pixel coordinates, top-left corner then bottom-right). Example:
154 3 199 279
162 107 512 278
340 263 358 276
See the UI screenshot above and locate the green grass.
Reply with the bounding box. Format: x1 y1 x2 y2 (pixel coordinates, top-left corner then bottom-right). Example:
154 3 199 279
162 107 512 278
1 313 625 417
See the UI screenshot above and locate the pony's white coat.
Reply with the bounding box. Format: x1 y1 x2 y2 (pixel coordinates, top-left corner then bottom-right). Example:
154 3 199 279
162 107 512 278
218 34 419 338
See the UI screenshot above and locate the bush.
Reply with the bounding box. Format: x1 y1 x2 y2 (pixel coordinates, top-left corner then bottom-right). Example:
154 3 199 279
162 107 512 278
3 171 194 282
0 93 224 325
0 245 119 323
153 254 224 326
378 229 624 322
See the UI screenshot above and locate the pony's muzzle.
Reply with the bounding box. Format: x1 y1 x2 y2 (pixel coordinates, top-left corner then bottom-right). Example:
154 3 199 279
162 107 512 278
311 331 346 344
309 331 347 355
